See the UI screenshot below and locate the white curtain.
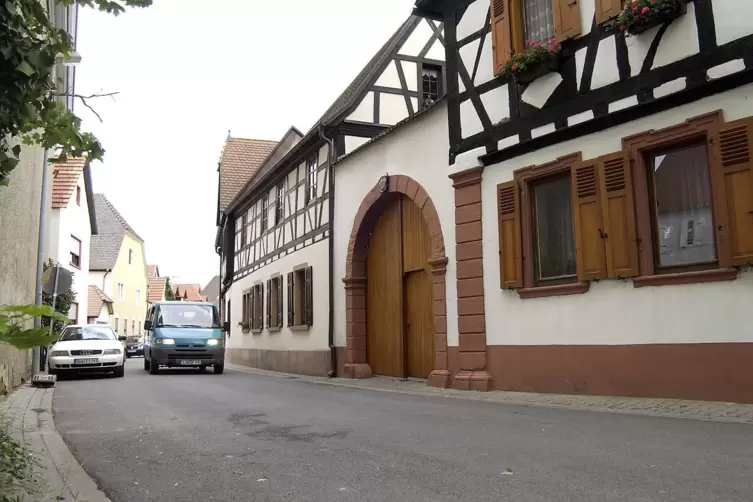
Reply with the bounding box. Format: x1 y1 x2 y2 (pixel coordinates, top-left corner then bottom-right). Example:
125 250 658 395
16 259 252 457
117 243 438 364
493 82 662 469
523 0 555 44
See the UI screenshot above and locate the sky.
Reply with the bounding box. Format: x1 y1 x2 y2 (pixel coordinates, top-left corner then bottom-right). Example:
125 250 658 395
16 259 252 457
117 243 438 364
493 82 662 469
74 0 414 287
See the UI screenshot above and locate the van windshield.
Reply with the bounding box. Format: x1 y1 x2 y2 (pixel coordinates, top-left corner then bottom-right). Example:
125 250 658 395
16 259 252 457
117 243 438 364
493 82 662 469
156 304 219 329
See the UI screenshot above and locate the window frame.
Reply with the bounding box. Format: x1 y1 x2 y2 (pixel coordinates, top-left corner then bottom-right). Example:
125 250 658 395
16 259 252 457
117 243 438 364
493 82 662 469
419 63 443 110
306 157 318 205
623 111 738 286
514 153 587 296
69 302 78 322
70 235 82 268
240 212 247 247
118 283 124 301
275 181 285 226
261 194 269 232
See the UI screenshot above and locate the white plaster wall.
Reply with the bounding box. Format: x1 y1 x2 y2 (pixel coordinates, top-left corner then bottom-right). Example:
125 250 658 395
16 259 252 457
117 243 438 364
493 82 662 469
474 33 495 86
460 99 484 139
398 19 435 57
480 84 510 124
48 172 90 324
227 238 329 352
456 0 488 41
482 84 753 347
458 38 479 83
401 60 418 91
347 91 374 122
712 0 753 46
344 136 370 154
380 93 410 125
333 102 459 347
375 61 401 88
425 38 446 61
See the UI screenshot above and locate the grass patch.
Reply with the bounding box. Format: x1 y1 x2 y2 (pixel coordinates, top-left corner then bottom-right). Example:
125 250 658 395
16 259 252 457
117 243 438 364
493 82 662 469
0 412 39 502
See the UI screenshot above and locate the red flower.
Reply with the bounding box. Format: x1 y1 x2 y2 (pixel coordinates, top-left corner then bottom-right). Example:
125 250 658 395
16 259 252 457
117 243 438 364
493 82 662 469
641 6 650 14
511 64 518 71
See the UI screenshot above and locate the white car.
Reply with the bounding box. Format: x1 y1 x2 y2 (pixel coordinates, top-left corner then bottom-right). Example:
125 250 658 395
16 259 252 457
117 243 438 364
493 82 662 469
47 324 127 378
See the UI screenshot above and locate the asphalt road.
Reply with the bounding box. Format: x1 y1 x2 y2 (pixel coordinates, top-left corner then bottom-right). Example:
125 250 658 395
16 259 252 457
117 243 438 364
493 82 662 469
52 359 753 502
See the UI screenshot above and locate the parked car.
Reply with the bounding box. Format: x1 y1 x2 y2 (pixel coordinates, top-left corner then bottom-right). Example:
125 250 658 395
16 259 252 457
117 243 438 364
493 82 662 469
125 335 145 358
47 324 127 378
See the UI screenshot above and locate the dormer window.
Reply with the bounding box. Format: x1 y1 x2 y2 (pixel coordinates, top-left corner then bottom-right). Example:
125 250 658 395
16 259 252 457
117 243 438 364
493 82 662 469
421 65 442 109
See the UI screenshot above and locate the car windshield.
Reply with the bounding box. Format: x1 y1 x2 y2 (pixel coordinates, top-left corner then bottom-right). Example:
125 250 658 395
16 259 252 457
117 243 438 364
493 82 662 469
156 304 219 329
126 335 143 344
60 326 117 341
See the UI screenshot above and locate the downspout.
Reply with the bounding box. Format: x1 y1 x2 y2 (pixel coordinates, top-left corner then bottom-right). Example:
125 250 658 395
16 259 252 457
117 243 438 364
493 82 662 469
319 125 337 378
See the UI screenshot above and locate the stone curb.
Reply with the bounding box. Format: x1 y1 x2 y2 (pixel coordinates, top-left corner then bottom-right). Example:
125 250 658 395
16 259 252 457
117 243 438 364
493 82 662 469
1 385 112 502
226 364 753 425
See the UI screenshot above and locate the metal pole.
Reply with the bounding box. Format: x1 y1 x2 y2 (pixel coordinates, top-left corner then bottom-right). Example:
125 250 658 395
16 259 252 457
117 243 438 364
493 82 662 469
32 149 50 375
47 267 60 339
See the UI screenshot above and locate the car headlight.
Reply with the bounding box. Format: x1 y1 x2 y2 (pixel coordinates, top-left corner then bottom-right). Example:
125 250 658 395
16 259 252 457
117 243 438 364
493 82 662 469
206 339 222 347
156 338 175 345
50 350 68 357
136 344 143 349
103 348 121 355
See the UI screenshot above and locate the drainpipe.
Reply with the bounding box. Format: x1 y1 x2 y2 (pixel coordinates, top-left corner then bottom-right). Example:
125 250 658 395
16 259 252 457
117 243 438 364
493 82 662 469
319 126 337 378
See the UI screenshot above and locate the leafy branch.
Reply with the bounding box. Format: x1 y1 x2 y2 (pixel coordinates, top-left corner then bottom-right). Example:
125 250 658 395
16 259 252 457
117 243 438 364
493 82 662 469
0 0 152 185
0 305 69 350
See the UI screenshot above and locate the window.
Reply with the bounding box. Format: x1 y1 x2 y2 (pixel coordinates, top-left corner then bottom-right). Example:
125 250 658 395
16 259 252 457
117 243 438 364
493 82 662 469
490 0 581 71
497 111 753 296
76 186 81 205
118 283 124 301
531 175 576 285
421 65 442 109
70 235 81 268
241 290 251 330
647 143 716 269
275 181 285 225
69 302 78 322
128 249 133 264
123 318 128 335
242 284 264 332
306 157 318 204
114 317 119 332
132 320 136 335
261 195 269 232
240 212 247 247
288 266 313 327
136 289 141 306
267 276 283 329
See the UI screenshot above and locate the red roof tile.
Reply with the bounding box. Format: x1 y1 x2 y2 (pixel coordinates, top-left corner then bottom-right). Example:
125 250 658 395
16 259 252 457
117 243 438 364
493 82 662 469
51 157 86 208
219 138 277 212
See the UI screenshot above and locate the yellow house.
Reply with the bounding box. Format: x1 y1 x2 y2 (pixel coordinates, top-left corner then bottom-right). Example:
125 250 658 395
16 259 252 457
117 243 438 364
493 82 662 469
88 194 148 337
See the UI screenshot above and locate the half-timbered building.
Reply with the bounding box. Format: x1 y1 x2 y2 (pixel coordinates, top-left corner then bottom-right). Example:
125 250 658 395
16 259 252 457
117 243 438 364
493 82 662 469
216 14 448 376
409 0 753 402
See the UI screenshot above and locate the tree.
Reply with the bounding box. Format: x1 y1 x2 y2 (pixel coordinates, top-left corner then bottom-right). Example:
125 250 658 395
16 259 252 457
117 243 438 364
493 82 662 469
164 277 175 300
41 259 77 334
0 0 152 185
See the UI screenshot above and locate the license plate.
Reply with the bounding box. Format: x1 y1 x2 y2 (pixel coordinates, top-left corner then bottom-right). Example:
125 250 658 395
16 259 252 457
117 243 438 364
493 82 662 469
180 360 202 366
73 358 99 365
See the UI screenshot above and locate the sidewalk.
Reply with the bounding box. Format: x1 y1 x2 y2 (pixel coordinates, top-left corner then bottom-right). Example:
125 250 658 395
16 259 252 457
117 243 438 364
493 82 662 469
227 364 753 425
0 385 111 502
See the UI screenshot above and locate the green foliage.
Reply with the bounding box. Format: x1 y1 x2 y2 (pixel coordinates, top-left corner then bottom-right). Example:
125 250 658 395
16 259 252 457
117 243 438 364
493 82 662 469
611 0 683 36
0 413 39 502
495 38 561 79
41 259 77 334
164 277 175 301
0 304 68 350
0 0 152 185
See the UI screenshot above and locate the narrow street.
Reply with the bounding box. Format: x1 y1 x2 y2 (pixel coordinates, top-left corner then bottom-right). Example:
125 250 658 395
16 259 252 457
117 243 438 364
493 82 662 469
53 360 753 502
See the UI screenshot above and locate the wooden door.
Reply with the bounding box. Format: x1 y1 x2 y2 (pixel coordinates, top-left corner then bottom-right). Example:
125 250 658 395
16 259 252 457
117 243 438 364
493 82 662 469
366 194 434 379
366 196 403 377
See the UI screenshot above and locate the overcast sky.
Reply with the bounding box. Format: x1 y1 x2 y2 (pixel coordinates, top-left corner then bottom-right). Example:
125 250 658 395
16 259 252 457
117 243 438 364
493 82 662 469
75 0 413 286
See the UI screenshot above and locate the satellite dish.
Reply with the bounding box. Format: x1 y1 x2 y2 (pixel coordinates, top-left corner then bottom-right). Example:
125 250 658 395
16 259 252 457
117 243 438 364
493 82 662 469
41 266 73 295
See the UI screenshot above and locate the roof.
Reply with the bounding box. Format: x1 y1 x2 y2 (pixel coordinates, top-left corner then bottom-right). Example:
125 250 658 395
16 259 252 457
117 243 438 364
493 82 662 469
319 16 421 125
89 233 125 271
174 284 207 302
51 157 86 208
202 276 220 303
218 138 278 212
93 194 143 240
148 276 168 303
147 265 158 278
88 285 113 317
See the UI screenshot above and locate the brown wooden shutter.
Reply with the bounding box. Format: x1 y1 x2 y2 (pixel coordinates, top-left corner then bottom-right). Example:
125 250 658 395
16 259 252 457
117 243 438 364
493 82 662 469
287 272 294 326
595 0 622 24
571 159 607 281
249 290 255 329
554 0 582 41
497 181 523 288
491 0 512 72
266 279 271 328
597 151 639 278
258 285 264 329
277 278 283 328
304 266 313 326
711 118 753 266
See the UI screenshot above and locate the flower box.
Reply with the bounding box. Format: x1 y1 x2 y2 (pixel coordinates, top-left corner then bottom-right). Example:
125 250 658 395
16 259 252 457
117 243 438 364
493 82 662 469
613 0 687 37
496 38 562 84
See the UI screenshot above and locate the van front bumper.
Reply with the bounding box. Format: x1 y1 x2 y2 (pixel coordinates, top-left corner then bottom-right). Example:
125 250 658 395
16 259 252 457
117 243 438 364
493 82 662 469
150 346 225 367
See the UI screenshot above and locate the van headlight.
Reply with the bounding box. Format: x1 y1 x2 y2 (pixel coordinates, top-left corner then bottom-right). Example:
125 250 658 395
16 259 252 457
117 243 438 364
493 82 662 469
103 348 122 355
156 338 175 345
206 339 222 347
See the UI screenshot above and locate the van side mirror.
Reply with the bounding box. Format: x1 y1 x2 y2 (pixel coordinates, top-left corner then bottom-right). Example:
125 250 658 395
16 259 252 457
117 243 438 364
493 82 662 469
223 321 230 333
143 320 152 331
